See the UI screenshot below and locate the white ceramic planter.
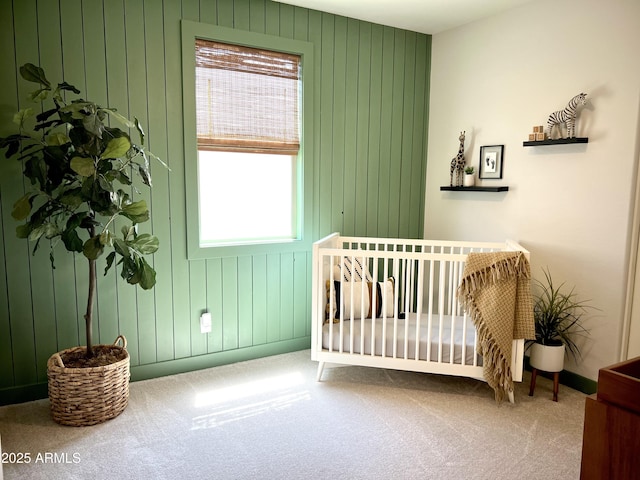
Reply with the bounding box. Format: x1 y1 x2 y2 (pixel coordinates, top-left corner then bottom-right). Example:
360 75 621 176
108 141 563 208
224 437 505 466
463 173 475 187
529 342 565 372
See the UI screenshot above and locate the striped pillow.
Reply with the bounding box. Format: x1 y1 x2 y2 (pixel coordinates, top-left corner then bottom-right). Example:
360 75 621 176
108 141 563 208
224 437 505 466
332 256 372 282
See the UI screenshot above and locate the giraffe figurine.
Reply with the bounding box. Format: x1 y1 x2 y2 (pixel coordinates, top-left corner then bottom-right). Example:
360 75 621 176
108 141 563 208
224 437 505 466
450 131 466 187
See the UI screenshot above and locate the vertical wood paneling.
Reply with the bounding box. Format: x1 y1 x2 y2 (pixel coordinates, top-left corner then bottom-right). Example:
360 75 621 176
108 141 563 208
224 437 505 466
29 0 64 382
0 0 18 390
366 24 384 237
398 32 417 238
252 255 268 344
144 0 174 362
0 204 12 388
278 3 294 39
222 257 239 350
249 0 266 33
293 251 308 337
60 0 90 360
9 0 40 386
189 260 207 356
266 253 281 343
199 0 216 24
264 0 279 36
331 16 347 234
102 0 128 346
83 0 115 348
388 29 406 238
0 0 431 401
206 257 223 353
280 252 294 340
165 0 192 359
377 26 395 238
355 22 371 236
217 0 234 28
234 0 250 31
124 0 155 365
410 35 430 239
293 6 308 42
0 0 16 387
237 256 253 348
307 10 322 240
342 18 359 236
318 13 334 235
104 1 138 361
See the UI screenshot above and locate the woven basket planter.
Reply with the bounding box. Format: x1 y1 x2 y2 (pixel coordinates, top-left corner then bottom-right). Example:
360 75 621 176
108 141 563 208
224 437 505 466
47 335 130 427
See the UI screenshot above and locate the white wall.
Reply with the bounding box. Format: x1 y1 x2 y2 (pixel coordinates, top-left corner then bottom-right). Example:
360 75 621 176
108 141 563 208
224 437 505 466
425 0 640 381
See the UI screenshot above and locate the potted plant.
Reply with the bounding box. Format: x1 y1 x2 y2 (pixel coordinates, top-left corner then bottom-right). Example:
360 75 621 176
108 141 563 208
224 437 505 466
463 165 475 187
0 63 166 426
528 268 592 373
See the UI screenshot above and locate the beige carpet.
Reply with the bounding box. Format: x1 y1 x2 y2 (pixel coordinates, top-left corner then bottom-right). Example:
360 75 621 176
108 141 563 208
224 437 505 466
0 350 586 479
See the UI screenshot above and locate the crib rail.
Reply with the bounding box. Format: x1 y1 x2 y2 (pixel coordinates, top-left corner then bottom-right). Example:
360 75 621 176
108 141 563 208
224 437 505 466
311 233 529 383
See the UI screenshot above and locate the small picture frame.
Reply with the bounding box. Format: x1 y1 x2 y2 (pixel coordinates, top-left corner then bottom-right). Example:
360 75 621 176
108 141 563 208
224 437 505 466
479 145 504 179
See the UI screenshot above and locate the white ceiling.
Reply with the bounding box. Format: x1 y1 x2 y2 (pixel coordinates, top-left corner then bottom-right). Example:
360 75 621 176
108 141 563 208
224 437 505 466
272 0 533 35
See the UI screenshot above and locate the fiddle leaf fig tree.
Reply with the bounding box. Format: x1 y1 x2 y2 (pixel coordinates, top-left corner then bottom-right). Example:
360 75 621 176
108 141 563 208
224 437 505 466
0 63 166 359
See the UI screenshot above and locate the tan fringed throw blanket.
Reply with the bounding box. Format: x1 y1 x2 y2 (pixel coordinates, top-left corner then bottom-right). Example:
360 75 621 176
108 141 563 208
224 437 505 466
457 251 535 402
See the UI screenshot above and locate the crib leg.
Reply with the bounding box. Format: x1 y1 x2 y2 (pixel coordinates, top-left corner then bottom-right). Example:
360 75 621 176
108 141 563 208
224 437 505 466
508 390 515 404
316 362 325 382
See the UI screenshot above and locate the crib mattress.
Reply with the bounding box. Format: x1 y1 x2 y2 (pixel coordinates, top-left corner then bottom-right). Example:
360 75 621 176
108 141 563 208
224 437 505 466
321 314 482 365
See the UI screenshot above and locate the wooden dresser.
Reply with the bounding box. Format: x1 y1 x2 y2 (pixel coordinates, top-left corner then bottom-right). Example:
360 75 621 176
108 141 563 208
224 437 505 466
580 357 640 479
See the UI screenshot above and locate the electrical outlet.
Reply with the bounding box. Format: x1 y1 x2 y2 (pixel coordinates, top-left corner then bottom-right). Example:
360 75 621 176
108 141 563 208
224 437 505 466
200 312 212 334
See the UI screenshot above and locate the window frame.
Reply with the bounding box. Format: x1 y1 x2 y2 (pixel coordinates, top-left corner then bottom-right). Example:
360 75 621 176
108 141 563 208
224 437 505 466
181 20 314 260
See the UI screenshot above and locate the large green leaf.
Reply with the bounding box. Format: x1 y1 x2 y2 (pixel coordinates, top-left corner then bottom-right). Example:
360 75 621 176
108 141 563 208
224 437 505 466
19 63 51 88
70 156 96 177
101 136 131 160
13 108 34 129
113 238 130 258
16 224 32 239
146 149 170 170
46 132 70 146
120 255 156 289
29 223 59 242
138 156 152 187
102 108 135 129
129 233 159 255
61 227 83 253
24 155 48 188
57 81 80 94
60 102 92 120
120 200 149 224
134 117 145 146
104 251 117 276
59 189 84 209
11 193 33 220
138 257 156 289
82 235 104 260
82 112 104 137
29 88 49 102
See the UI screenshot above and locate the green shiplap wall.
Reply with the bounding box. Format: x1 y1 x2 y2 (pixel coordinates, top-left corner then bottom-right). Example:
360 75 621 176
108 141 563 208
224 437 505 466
0 0 431 404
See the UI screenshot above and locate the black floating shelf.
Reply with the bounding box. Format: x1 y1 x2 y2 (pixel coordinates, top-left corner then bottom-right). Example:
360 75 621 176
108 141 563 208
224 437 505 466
440 186 509 192
523 137 588 146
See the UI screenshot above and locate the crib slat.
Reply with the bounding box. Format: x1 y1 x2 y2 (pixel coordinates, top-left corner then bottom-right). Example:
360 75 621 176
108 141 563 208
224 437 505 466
415 259 425 361
438 261 445 362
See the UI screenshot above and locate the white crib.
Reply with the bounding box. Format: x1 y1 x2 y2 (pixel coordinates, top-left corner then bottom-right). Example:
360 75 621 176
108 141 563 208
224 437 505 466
311 233 531 403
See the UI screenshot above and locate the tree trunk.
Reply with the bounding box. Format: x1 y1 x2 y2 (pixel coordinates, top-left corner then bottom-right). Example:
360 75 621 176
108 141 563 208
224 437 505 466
84 226 97 358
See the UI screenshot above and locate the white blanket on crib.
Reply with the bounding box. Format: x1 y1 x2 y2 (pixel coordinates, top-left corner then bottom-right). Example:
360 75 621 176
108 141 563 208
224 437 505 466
321 314 480 366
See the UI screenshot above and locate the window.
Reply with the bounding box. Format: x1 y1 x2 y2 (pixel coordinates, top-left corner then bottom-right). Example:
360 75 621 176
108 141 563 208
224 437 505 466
195 40 300 247
181 22 313 259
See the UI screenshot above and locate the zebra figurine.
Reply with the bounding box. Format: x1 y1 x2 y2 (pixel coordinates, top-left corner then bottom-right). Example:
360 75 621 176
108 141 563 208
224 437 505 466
546 93 588 140
449 131 466 187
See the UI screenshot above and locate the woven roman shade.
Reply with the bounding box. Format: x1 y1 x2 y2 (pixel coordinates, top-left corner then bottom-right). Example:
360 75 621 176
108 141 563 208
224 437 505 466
195 38 301 154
